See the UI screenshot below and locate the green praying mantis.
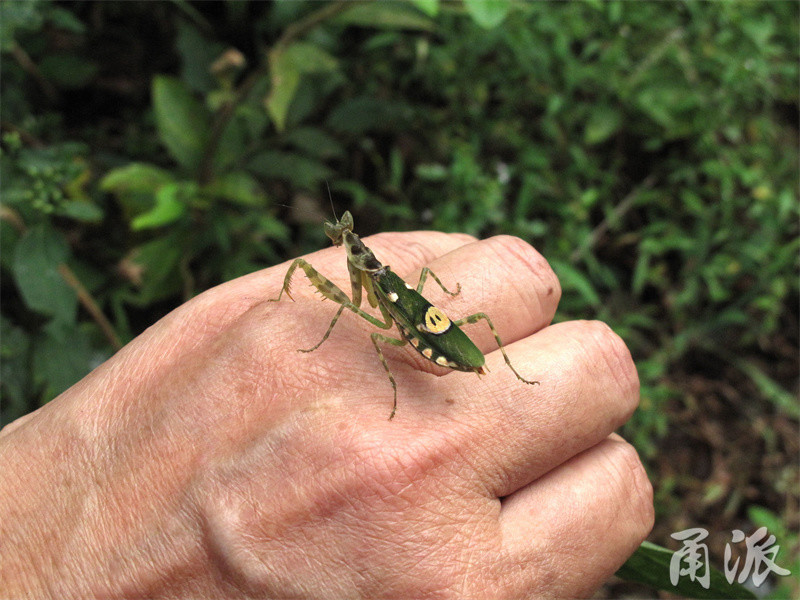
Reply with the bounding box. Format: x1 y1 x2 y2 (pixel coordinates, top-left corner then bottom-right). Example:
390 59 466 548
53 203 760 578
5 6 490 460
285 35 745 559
270 210 538 419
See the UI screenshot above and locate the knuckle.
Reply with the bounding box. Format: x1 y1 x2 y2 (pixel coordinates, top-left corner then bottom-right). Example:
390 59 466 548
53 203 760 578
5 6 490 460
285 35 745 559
603 440 655 534
580 320 640 419
194 474 273 591
369 232 459 274
489 235 560 294
344 426 446 490
484 235 561 323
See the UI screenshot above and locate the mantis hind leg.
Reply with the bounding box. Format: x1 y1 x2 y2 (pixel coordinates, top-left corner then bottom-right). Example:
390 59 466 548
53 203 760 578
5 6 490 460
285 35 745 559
453 312 539 386
370 332 408 420
299 304 347 353
416 267 461 297
300 295 394 353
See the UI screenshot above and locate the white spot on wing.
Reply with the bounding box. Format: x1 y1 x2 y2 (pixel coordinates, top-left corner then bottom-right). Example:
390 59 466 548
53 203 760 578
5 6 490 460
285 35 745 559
435 356 449 367
404 282 414 290
388 292 399 302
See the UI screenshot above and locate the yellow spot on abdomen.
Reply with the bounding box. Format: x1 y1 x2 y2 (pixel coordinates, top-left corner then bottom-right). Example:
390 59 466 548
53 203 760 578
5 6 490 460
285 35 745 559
423 306 451 334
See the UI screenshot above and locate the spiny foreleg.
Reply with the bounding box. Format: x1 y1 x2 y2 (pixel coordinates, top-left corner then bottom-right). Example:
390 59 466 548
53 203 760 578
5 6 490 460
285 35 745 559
453 313 539 386
270 259 394 352
269 258 351 304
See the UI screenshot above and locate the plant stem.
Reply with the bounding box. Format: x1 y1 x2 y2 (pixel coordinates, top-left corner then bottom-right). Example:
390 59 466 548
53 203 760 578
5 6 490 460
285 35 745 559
197 0 355 183
58 264 123 351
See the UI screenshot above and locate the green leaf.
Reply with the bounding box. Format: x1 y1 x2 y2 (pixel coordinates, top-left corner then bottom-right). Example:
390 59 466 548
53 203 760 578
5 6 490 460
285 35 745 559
266 62 300 133
284 41 339 74
327 96 412 135
246 150 334 190
0 0 43 52
32 324 96 402
127 233 185 305
101 162 177 219
255 215 290 242
1 315 31 420
747 506 786 538
130 182 188 230
549 259 601 306
267 42 339 132
12 224 77 324
732 358 799 419
39 54 98 88
152 76 211 171
415 163 449 181
616 541 756 599
410 0 439 17
631 251 651 295
1 220 21 271
46 6 86 34
176 20 223 93
334 3 434 30
284 127 345 160
59 200 103 222
584 105 622 145
212 111 251 171
464 0 511 29
100 162 175 195
204 171 267 207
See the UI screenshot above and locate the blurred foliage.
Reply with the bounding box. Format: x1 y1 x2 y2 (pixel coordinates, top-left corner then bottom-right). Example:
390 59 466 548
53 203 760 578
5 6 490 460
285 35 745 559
1 0 797 596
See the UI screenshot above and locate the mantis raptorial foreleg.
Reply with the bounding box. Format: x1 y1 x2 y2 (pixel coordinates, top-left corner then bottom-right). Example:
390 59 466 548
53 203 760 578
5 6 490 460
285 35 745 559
269 258 393 353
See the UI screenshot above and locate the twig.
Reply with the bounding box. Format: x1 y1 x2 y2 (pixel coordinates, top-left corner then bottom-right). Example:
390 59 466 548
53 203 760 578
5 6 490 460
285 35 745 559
2 137 122 350
0 204 27 233
11 43 59 103
197 0 354 183
58 264 123 351
570 174 657 263
0 121 45 149
272 0 354 54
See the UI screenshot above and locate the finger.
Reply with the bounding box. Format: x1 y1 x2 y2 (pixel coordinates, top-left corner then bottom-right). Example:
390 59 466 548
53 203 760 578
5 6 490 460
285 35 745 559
253 230 480 382
171 230 480 423
268 234 557 418
131 230 476 364
425 319 640 498
217 230 476 313
497 436 654 598
378 235 560 375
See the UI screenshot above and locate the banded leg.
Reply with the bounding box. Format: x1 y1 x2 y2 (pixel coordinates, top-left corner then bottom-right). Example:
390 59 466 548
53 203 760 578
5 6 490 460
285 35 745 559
299 304 346 353
370 332 409 420
453 312 539 386
269 259 394 352
269 258 349 304
416 267 461 297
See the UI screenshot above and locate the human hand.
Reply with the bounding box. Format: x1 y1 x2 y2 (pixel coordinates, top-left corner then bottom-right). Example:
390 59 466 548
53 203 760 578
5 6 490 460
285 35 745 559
0 231 652 598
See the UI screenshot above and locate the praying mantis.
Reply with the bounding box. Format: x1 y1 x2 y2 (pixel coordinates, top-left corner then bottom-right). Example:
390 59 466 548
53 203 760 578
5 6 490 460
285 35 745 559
270 210 538 419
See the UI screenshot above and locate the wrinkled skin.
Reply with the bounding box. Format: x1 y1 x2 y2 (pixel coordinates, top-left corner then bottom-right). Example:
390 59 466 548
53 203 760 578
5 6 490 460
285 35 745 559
0 232 653 599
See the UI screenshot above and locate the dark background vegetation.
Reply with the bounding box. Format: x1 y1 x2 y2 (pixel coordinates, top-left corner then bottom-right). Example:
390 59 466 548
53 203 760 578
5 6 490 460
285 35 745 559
1 1 797 597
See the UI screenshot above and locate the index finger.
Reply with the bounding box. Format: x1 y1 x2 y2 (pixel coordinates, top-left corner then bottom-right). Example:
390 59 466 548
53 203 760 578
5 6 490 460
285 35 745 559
134 230 477 361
